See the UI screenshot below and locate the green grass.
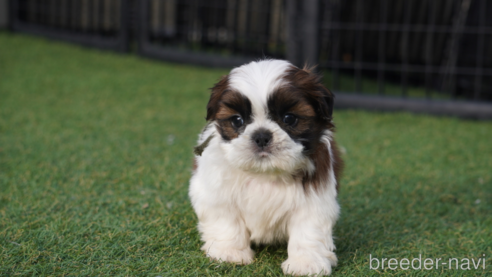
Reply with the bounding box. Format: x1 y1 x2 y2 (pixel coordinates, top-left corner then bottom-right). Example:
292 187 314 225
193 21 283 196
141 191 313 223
1 32 491 276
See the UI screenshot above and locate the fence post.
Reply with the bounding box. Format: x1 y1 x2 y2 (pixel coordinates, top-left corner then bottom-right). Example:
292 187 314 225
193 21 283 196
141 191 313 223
137 0 149 55
0 0 7 29
286 0 301 66
286 0 320 67
302 0 320 68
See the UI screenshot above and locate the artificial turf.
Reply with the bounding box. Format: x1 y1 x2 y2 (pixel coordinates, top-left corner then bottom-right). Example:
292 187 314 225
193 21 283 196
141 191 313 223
0 32 491 276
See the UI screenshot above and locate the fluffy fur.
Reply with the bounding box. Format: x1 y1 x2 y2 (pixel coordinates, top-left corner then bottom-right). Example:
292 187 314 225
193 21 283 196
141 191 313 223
189 59 343 276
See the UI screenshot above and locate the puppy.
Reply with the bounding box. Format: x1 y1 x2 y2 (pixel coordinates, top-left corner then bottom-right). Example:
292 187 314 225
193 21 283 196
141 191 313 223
189 59 343 276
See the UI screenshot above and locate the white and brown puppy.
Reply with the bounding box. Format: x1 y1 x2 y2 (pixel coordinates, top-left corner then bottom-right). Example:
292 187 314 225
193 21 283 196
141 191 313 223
189 59 343 276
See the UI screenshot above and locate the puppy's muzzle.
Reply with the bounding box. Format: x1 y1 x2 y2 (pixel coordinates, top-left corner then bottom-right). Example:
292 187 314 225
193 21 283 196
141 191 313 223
252 128 272 149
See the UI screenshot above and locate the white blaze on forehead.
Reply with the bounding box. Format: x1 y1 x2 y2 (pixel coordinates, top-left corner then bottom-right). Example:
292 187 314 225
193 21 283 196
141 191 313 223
228 59 291 119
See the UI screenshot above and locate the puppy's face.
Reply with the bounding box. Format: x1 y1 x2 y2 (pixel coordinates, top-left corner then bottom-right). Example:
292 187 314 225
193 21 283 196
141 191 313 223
206 60 334 176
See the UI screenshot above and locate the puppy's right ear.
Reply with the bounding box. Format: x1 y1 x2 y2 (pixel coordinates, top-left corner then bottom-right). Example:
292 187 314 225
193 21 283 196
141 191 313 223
206 75 229 121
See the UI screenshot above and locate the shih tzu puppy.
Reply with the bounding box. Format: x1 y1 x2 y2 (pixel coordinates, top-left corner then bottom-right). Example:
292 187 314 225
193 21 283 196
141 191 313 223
189 59 343 276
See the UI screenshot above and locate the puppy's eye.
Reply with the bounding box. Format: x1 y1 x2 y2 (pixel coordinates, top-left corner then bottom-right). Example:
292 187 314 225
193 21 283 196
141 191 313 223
231 116 244 128
283 114 297 126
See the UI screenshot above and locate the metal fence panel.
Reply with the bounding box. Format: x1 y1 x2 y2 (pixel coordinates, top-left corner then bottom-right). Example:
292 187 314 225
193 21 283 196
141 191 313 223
137 0 287 67
6 0 492 118
0 0 8 28
318 0 492 102
9 0 130 52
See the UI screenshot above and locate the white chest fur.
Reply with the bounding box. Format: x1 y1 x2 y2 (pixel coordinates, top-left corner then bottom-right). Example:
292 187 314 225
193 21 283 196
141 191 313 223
235 174 304 244
190 140 305 244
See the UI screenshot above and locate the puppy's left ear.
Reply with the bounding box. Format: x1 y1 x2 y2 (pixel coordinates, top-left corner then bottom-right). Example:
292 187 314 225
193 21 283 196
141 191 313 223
320 85 334 121
303 65 334 121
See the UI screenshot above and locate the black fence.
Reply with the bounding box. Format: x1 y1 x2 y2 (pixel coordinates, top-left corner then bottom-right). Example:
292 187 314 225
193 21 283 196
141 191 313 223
9 0 130 52
7 0 492 119
138 0 286 67
319 0 492 102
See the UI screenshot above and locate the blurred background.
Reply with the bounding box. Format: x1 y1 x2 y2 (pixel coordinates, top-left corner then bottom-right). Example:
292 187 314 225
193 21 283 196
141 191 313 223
2 0 492 118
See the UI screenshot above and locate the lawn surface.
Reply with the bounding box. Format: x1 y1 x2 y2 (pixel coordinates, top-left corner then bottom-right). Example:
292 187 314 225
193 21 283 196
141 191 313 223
1 32 491 276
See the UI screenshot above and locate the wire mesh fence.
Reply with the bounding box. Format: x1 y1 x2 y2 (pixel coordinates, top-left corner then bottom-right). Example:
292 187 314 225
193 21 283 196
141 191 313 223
7 0 492 118
10 0 130 51
147 0 285 58
319 0 492 102
138 0 286 67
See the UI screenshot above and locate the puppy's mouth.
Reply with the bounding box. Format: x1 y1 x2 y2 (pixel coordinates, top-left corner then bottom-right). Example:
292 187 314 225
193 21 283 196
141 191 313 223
257 150 271 157
253 143 274 157
253 142 287 158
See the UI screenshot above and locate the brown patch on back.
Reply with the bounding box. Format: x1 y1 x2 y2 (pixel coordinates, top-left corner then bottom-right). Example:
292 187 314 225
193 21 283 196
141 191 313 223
302 142 330 191
301 138 344 193
330 139 344 192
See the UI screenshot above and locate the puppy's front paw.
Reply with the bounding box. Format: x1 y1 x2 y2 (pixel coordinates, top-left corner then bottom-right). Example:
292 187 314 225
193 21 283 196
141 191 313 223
201 244 254 265
281 253 337 276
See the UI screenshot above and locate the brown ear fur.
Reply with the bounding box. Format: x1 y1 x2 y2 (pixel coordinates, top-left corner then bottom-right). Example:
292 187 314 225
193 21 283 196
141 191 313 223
206 75 230 121
285 65 341 192
287 65 334 123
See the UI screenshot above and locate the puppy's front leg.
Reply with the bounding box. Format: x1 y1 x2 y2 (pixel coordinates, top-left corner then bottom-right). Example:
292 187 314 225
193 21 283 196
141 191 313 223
281 210 338 276
198 214 254 265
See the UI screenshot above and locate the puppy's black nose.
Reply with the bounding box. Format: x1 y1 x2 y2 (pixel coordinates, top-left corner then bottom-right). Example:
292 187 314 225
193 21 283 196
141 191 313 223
252 129 272 148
